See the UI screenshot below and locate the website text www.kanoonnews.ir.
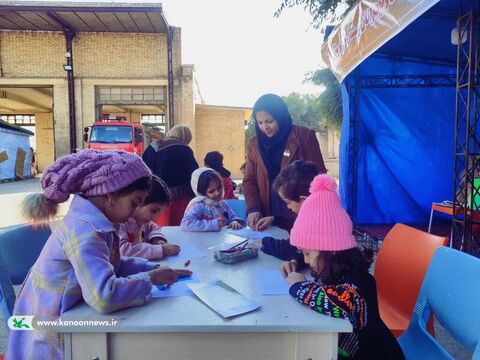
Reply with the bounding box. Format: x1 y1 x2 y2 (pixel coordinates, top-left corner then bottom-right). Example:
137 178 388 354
8 315 119 331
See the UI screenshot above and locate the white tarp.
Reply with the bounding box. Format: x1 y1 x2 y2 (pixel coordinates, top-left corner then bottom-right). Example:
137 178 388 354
321 0 440 82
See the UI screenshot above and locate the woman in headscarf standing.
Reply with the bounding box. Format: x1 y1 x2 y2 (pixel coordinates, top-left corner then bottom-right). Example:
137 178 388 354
143 124 199 225
243 94 327 231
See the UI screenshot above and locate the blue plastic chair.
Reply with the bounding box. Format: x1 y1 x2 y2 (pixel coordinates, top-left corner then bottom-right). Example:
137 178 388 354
224 199 247 222
0 224 51 331
398 246 480 359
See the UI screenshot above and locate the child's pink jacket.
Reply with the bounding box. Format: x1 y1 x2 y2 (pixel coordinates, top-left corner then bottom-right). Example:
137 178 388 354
119 218 167 260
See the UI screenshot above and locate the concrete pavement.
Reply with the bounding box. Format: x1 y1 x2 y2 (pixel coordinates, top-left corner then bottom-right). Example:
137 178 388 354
0 177 69 229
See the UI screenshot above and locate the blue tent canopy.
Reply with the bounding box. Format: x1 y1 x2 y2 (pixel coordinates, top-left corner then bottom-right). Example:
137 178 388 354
334 0 477 224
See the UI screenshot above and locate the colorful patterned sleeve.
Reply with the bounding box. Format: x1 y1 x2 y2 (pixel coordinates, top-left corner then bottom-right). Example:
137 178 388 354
289 280 368 331
63 226 152 314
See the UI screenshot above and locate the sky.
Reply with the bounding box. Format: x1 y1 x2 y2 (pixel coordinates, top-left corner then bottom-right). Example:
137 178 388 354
160 0 326 107
19 0 327 107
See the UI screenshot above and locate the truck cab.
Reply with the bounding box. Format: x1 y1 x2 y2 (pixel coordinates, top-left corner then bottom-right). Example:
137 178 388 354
83 115 145 155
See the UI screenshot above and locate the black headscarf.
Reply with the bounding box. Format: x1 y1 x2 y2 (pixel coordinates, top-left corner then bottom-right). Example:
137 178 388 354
253 94 293 179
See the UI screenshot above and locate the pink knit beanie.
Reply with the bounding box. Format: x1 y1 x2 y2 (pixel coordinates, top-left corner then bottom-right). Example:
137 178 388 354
290 174 356 251
41 149 152 203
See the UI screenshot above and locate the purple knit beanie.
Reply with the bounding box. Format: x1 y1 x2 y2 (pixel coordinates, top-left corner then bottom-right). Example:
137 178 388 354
290 174 356 251
41 149 152 203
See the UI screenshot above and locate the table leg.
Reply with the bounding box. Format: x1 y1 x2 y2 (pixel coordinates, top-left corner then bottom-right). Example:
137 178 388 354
68 333 108 360
428 207 435 233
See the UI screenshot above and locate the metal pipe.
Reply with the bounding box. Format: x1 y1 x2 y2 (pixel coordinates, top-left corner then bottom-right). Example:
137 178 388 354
46 11 77 154
167 27 174 129
64 28 77 153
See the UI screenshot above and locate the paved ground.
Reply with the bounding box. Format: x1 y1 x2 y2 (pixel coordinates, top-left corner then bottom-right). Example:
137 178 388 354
0 178 473 357
0 177 70 229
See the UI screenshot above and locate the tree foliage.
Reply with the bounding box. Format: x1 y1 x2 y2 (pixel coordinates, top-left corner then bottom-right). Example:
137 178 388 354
282 92 324 132
305 68 342 130
274 0 356 28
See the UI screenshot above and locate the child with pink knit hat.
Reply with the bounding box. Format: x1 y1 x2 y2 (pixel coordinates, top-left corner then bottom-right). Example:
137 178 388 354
283 174 404 360
6 149 191 360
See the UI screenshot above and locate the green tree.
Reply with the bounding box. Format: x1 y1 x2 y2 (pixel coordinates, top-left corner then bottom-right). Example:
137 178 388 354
305 68 342 130
274 0 356 27
282 92 324 132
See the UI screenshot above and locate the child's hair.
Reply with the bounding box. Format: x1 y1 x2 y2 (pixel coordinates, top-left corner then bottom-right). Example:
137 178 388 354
143 175 171 206
273 160 319 201
21 149 152 224
240 163 246 172
196 170 222 195
312 247 371 284
204 151 230 178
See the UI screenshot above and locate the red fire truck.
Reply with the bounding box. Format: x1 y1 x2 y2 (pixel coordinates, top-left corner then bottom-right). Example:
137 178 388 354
83 115 146 155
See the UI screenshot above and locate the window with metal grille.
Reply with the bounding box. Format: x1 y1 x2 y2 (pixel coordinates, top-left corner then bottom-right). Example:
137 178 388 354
98 87 165 103
0 114 35 125
141 114 166 133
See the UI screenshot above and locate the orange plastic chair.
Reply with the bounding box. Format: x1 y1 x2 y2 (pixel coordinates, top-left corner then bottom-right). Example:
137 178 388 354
374 224 447 338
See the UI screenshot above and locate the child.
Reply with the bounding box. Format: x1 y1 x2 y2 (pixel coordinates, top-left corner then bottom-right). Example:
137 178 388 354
281 174 405 360
204 151 237 199
181 167 244 231
256 159 319 231
119 175 181 260
236 162 247 194
261 160 319 261
7 150 191 360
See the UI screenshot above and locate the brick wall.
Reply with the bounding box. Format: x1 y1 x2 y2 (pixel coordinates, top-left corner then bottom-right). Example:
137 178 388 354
0 31 173 80
1 32 65 78
195 105 246 179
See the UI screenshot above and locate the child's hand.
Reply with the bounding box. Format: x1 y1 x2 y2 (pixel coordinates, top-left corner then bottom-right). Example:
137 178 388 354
162 243 181 257
255 216 274 231
286 271 306 285
218 217 227 228
280 259 298 278
150 236 167 245
229 220 243 230
147 266 179 285
173 269 192 278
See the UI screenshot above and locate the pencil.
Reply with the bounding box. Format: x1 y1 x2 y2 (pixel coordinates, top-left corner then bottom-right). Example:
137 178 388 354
227 238 249 250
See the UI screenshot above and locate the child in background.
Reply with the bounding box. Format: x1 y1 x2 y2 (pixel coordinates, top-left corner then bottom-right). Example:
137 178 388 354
256 159 319 231
181 167 245 232
7 150 191 360
119 175 181 260
204 151 237 199
282 174 405 360
236 162 247 194
261 160 319 263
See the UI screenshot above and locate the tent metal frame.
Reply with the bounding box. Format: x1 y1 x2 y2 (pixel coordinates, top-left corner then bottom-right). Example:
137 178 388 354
452 10 480 256
343 4 480 257
345 73 456 222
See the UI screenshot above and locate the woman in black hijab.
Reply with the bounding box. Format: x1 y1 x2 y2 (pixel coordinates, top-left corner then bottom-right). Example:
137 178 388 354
243 94 327 231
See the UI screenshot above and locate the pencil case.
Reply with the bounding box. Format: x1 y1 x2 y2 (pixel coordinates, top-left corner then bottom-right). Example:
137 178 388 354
214 244 259 264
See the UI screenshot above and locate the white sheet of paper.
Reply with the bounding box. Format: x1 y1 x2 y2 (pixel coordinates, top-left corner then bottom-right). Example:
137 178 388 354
151 274 200 299
255 269 290 295
164 244 207 264
227 228 272 239
187 280 261 318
